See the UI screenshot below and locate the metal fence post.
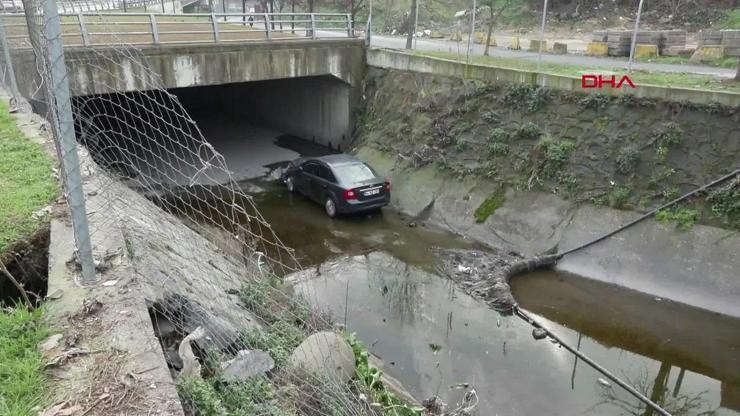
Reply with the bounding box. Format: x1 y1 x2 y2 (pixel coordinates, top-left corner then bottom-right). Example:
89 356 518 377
211 13 220 42
346 13 352 37
264 13 271 40
42 0 97 284
0 19 21 108
310 13 316 39
627 0 645 74
536 0 548 71
78 12 91 46
150 13 159 44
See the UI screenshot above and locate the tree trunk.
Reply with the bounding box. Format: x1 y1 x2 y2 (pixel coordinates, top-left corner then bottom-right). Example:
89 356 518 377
405 0 416 49
308 0 314 13
484 8 494 56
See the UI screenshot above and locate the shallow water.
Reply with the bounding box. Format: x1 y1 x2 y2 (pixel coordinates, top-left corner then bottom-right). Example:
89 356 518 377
249 185 740 416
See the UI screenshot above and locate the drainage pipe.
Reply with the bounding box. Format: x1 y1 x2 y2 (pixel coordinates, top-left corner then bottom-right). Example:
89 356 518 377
515 307 672 416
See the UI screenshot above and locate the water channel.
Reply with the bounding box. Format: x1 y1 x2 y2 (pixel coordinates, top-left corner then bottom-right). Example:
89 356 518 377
243 183 740 416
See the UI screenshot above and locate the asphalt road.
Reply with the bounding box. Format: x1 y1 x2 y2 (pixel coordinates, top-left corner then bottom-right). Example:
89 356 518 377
369 34 737 78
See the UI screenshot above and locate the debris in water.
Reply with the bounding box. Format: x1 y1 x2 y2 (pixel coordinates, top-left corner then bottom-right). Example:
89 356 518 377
532 328 547 340
456 265 472 274
496 317 501 327
597 377 612 388
429 343 443 354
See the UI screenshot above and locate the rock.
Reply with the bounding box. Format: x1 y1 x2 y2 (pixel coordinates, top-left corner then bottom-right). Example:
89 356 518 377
39 334 64 353
532 328 547 340
289 332 355 383
220 350 274 382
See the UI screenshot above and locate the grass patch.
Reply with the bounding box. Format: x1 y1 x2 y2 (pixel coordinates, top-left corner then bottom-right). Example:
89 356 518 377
474 191 506 223
413 50 740 93
656 207 699 230
638 55 738 69
707 178 740 230
0 306 47 416
716 8 740 29
0 101 58 255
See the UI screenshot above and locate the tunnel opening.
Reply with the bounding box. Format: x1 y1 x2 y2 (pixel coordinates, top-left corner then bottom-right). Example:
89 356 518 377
72 75 350 189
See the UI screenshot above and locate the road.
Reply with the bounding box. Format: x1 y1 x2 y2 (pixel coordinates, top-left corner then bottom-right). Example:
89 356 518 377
369 34 737 78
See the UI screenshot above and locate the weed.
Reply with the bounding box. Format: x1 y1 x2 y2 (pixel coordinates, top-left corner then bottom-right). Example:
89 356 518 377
579 93 610 110
662 187 681 202
616 94 638 106
653 122 684 160
481 111 500 124
537 137 577 180
490 127 510 143
0 101 59 254
616 146 641 174
123 234 135 259
455 137 468 152
502 84 549 112
488 141 509 156
346 334 423 416
454 120 473 133
177 377 228 416
474 191 507 223
515 122 542 140
656 207 698 230
0 306 47 416
591 193 609 206
241 320 307 367
609 185 632 209
707 178 740 230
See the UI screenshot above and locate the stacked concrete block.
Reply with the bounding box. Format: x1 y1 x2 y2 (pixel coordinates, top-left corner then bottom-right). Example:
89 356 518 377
698 30 723 47
660 29 687 54
529 39 547 52
721 29 740 57
606 30 633 56
553 42 567 54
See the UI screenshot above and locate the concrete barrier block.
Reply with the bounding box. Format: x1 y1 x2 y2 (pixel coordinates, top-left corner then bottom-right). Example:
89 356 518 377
473 32 487 44
450 31 463 42
690 46 725 62
586 42 608 56
529 39 547 52
509 37 521 50
430 31 444 39
553 42 567 54
635 44 659 58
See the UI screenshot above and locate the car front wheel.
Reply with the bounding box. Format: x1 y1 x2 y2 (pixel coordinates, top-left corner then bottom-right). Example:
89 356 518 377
285 176 295 192
324 197 337 218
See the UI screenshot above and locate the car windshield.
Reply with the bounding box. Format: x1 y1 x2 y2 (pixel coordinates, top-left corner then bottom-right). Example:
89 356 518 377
333 163 376 184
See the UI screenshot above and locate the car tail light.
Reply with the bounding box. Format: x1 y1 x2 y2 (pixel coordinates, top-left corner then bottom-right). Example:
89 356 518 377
385 182 391 192
343 188 357 200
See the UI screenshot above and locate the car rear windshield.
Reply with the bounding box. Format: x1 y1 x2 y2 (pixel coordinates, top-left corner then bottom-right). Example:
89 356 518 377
333 163 376 184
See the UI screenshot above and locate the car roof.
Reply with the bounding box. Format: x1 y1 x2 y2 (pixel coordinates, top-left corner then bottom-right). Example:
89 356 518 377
312 154 363 167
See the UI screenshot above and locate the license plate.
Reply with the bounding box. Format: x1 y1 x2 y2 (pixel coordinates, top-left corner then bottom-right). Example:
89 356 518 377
363 189 380 196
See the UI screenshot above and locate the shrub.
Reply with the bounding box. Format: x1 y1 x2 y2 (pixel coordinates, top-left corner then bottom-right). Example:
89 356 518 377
656 207 699 231
579 93 610 110
616 146 641 174
177 378 228 416
707 178 740 230
481 111 500 124
537 136 577 179
515 122 542 140
488 141 509 156
502 84 549 112
653 122 683 160
609 185 631 209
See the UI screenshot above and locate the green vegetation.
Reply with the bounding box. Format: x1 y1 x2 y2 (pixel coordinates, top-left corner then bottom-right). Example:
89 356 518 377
537 136 577 180
346 334 423 416
0 306 47 416
474 191 507 223
0 101 58 254
502 84 549 112
656 207 699 230
481 110 500 124
488 141 509 156
514 122 542 140
609 186 632 209
413 50 740 93
616 146 641 174
653 122 684 160
707 178 740 230
638 55 738 69
579 93 611 110
716 8 740 29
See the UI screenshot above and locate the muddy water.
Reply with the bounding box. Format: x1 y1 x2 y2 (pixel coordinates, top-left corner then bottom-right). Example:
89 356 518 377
246 185 740 416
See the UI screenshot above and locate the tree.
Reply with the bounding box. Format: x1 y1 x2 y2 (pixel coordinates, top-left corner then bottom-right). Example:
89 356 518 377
405 0 417 49
482 0 512 56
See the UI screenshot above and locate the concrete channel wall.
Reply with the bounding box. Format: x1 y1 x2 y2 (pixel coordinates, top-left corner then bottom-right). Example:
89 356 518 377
367 49 740 107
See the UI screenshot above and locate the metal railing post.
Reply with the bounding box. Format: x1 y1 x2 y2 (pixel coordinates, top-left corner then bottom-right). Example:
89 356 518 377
123 0 127 12
310 13 316 39
149 13 159 44
78 12 91 46
0 19 20 108
264 13 271 40
42 0 97 284
346 13 352 37
161 0 165 13
210 13 220 42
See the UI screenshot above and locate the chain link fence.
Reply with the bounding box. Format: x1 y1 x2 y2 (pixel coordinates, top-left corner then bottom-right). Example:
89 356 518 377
0 2 427 415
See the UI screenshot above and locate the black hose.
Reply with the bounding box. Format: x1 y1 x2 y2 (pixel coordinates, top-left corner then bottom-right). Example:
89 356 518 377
557 168 740 258
515 307 673 416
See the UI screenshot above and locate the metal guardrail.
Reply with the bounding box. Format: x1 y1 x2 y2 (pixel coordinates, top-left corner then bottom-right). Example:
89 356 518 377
0 0 162 13
0 12 357 47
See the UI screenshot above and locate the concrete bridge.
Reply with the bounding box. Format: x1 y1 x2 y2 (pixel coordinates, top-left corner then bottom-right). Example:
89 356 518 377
10 19 366 152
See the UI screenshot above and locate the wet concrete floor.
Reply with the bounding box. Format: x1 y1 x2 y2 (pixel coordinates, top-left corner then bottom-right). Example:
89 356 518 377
249 183 740 416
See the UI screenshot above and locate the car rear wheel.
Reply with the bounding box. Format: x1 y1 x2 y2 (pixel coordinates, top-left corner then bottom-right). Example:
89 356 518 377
324 197 337 218
285 176 295 192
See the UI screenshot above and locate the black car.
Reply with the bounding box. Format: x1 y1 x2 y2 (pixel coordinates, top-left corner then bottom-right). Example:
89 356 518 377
282 154 391 217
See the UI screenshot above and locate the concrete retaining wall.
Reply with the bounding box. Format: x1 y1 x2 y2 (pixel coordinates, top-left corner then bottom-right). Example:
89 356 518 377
366 49 740 107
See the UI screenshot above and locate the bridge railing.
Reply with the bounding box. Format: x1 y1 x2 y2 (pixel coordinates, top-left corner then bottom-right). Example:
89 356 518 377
0 0 163 13
0 12 357 47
